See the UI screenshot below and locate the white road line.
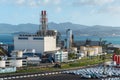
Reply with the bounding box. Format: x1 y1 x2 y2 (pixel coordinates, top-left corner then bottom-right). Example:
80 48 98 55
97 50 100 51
41 74 45 76
3 77 7 80
0 71 63 80
38 74 41 76
0 78 4 80
8 77 12 79
49 73 52 75
16 76 19 78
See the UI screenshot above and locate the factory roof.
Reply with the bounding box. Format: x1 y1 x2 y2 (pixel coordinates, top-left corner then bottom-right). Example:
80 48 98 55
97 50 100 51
17 30 57 37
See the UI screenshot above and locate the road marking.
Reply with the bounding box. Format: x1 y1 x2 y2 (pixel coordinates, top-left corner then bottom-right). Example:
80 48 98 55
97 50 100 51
0 78 4 80
0 71 63 79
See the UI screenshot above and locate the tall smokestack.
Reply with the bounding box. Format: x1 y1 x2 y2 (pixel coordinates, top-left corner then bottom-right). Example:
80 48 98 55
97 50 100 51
41 10 48 36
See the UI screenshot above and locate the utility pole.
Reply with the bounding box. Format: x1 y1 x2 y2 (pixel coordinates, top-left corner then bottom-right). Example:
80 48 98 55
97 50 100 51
103 52 106 75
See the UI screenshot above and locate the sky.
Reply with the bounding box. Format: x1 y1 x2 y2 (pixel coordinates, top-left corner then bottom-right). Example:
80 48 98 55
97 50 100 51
1 0 120 26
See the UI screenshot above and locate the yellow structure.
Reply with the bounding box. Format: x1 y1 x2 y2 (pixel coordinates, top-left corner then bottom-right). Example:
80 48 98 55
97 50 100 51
80 46 102 56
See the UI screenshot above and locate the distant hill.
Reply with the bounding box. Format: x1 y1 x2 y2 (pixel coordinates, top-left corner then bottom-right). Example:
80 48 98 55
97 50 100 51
0 23 39 33
0 22 120 36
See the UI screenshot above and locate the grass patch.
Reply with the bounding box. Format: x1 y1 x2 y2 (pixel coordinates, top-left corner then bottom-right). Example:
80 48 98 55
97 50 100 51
0 54 112 74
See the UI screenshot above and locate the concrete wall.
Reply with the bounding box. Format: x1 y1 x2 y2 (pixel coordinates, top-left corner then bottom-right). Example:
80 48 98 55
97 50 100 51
11 60 22 67
14 36 44 53
14 36 57 54
44 36 57 52
0 61 5 68
6 60 23 67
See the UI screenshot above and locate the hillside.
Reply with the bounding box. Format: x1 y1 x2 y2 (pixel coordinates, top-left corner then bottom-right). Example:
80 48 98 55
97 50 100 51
0 22 120 36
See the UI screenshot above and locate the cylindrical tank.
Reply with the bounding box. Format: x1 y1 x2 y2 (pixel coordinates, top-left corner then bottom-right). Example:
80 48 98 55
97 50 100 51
0 61 5 68
17 51 23 57
80 46 86 50
114 55 117 62
94 47 98 55
119 56 120 64
113 54 120 65
116 55 119 64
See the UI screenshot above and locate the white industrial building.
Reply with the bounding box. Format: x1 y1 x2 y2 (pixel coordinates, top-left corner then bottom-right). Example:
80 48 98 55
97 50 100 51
14 11 59 54
0 59 25 68
54 51 68 62
14 34 58 54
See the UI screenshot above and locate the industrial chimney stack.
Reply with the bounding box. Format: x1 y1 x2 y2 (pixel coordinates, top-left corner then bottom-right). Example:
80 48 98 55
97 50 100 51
41 10 48 36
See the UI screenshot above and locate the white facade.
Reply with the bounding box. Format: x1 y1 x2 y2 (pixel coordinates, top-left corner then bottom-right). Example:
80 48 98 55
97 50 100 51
0 61 5 68
0 60 23 68
44 36 56 52
54 51 68 62
10 60 22 67
14 35 57 54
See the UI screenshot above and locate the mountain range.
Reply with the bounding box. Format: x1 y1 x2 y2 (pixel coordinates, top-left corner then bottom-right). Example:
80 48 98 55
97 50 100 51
0 22 120 36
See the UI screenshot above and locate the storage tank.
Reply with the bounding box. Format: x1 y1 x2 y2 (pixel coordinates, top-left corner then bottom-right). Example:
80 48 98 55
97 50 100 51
17 51 23 57
80 46 86 50
94 47 99 55
113 54 120 65
11 50 23 58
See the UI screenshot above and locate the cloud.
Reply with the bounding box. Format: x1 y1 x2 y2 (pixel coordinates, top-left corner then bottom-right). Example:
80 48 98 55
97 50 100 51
28 0 38 7
15 0 26 6
54 0 60 5
56 7 62 13
14 0 39 7
73 0 114 6
98 6 120 14
14 0 61 7
43 0 50 5
72 0 120 15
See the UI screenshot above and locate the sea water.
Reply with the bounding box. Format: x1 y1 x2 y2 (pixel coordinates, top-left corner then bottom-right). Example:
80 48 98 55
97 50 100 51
0 34 120 45
0 34 13 44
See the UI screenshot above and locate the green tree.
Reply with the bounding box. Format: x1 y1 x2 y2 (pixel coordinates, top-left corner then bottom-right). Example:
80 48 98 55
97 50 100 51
114 48 120 55
68 53 76 59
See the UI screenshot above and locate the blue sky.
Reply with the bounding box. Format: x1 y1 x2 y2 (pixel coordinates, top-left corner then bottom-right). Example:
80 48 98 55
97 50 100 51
1 0 120 26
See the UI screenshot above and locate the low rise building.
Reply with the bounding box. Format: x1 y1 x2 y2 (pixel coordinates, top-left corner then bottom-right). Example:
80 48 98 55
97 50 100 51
54 51 68 62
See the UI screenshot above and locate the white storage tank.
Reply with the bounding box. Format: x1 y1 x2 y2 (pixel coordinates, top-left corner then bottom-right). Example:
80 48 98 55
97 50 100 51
80 46 86 51
11 50 23 58
0 61 5 68
17 51 23 57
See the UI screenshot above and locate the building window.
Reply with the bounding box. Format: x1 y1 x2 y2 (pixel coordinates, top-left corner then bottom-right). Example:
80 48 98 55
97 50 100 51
33 38 43 40
18 37 28 40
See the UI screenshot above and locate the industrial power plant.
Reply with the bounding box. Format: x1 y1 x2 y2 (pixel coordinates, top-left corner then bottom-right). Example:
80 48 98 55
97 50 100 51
1 11 120 80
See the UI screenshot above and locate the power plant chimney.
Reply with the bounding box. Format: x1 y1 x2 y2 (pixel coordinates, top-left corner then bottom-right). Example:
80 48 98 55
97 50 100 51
41 10 48 36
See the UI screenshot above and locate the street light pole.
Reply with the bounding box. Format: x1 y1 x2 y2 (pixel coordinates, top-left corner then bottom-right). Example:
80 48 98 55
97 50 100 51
103 52 106 75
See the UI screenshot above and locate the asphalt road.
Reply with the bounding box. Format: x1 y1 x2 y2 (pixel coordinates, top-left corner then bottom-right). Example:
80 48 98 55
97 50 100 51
11 74 100 80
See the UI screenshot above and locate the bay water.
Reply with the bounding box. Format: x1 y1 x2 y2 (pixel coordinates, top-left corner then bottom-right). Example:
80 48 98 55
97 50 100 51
0 34 120 45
